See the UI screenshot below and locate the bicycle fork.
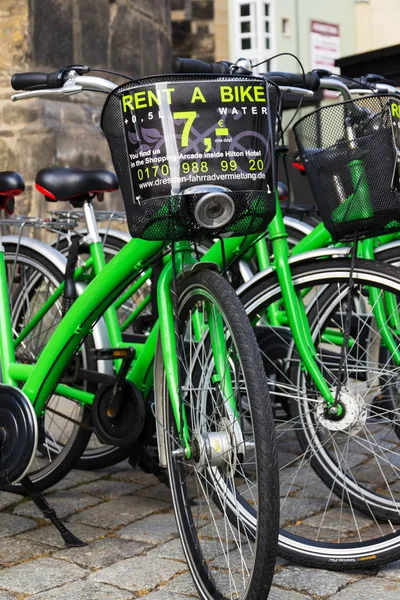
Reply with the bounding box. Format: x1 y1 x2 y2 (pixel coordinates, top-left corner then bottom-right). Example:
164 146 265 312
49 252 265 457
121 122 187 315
157 249 239 461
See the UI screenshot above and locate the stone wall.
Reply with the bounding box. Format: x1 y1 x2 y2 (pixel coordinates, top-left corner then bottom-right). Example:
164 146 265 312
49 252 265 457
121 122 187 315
171 0 229 67
0 0 171 221
171 0 215 62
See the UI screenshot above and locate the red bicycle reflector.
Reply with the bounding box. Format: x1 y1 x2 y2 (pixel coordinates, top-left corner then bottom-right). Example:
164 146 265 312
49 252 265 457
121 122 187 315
292 161 306 173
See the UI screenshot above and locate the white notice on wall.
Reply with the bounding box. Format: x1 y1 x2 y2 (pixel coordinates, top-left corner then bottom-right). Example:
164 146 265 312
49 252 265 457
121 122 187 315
311 20 341 74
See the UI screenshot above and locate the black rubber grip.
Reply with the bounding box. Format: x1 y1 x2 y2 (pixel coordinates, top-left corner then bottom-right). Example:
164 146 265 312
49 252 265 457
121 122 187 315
172 57 230 74
11 69 66 91
11 72 49 91
264 71 320 91
364 72 397 86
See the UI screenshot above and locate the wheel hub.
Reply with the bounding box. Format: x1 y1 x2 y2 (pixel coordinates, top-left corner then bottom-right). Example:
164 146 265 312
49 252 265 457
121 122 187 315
192 418 238 476
316 390 367 435
0 385 38 487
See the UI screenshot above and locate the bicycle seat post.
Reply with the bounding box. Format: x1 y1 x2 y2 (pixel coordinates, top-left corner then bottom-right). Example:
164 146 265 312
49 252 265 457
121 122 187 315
82 199 102 246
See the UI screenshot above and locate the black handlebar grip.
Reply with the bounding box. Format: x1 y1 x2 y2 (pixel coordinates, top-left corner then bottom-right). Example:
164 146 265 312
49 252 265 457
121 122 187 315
11 69 67 91
172 57 230 74
172 57 213 73
11 72 49 91
265 71 320 91
364 73 389 84
364 73 398 87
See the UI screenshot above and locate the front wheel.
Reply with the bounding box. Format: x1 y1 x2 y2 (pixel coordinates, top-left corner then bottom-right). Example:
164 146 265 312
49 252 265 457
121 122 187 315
239 258 400 569
161 269 279 600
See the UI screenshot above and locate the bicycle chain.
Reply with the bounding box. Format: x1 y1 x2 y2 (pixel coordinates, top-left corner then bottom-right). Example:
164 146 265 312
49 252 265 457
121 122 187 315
46 406 93 432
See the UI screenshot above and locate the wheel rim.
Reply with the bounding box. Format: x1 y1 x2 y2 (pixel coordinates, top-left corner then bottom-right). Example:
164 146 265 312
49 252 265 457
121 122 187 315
166 283 262 598
242 263 400 559
6 252 88 484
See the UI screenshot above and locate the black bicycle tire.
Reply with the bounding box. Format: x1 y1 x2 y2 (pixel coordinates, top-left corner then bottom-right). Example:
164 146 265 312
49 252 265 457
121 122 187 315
162 269 279 599
2 245 93 492
239 258 400 570
53 233 130 470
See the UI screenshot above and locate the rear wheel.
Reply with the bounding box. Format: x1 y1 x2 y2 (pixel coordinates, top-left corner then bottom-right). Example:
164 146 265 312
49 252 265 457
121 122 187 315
162 269 279 599
3 245 93 491
54 232 150 469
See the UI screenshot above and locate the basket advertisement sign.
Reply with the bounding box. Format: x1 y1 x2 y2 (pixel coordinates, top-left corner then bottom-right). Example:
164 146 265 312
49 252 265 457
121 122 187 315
389 98 400 192
120 78 273 202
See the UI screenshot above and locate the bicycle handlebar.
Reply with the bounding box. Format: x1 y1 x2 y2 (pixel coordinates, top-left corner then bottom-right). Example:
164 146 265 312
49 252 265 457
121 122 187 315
363 73 398 87
171 57 232 74
172 56 321 91
11 59 399 104
11 72 116 102
261 71 321 91
329 75 365 91
11 65 90 91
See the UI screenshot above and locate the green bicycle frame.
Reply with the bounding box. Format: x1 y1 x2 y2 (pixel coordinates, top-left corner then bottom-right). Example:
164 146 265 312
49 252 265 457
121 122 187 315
0 234 244 456
8 151 400 419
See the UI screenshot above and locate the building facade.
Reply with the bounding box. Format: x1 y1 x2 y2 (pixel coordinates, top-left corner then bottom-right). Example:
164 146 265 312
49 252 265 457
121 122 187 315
227 0 356 73
171 0 229 62
171 0 357 72
171 0 215 62
0 0 172 218
355 0 400 54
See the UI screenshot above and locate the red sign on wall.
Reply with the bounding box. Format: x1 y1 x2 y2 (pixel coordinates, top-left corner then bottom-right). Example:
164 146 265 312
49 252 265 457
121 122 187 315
311 20 341 74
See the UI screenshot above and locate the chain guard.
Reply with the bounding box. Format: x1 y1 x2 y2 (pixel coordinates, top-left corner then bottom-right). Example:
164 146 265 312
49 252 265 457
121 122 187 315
0 386 38 487
92 380 146 447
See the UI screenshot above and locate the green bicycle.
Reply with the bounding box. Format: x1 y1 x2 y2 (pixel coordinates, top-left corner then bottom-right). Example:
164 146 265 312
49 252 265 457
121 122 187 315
1 63 282 600
229 70 400 567
11 57 400 572
164 58 400 569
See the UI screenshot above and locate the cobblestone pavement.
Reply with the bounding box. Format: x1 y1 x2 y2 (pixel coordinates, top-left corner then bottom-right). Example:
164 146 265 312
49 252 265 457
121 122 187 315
0 460 399 599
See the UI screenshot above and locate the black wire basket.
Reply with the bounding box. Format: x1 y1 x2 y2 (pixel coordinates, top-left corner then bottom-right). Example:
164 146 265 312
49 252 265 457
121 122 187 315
101 74 280 241
293 95 400 241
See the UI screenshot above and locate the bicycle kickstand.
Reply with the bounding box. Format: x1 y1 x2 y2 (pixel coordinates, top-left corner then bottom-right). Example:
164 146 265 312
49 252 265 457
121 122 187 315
21 476 87 547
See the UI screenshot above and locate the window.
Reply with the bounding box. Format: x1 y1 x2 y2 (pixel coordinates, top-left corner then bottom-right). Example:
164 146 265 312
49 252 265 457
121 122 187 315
282 17 290 37
264 2 271 53
234 1 274 68
238 1 257 53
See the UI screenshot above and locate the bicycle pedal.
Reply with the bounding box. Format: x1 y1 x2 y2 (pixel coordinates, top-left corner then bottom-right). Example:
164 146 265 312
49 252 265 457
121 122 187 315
93 347 136 361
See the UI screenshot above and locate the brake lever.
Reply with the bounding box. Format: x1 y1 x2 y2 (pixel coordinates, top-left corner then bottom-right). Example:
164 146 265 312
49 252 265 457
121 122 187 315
11 86 83 102
279 86 314 97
